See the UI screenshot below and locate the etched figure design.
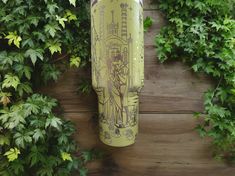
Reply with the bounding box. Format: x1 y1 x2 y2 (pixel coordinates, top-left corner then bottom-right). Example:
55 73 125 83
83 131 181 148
91 0 144 146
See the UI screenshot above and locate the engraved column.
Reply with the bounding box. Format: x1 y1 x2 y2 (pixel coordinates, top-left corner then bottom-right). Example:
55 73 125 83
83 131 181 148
91 0 144 147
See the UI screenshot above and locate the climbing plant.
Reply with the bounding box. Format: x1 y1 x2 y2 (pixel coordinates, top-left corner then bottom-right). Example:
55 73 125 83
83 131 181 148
155 0 235 162
0 0 95 175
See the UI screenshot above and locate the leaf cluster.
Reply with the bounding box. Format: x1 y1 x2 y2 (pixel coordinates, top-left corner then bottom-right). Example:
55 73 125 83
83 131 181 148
0 0 94 175
154 0 235 162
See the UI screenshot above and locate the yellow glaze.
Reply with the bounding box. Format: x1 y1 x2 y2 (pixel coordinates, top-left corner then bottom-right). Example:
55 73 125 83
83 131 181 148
91 0 144 147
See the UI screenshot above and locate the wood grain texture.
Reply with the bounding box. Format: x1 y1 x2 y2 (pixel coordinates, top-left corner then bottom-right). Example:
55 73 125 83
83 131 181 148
39 2 233 175
65 113 235 176
144 0 158 10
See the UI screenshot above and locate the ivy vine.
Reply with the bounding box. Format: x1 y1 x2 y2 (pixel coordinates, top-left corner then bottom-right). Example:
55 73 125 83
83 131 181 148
0 0 95 175
155 0 235 162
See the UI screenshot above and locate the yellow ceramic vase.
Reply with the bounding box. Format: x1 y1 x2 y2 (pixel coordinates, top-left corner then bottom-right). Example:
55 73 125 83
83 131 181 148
91 0 144 147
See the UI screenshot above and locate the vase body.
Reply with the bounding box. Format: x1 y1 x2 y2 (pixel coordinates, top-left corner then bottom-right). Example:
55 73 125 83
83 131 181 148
91 0 144 147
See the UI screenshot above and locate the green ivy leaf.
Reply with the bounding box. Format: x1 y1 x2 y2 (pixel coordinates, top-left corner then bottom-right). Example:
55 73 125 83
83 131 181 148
4 148 21 162
14 131 33 148
56 15 67 28
13 64 32 80
0 92 11 106
25 49 44 65
45 115 62 130
144 16 153 32
82 151 93 163
36 166 53 176
5 32 22 48
46 41 62 55
61 152 72 161
32 129 45 142
64 10 77 22
27 146 45 167
47 3 59 14
0 111 26 130
70 56 81 67
2 74 20 90
1 0 8 4
41 64 61 83
0 134 10 146
79 168 88 176
17 82 33 97
9 160 24 175
231 89 235 95
44 24 60 38
69 0 76 7
23 102 40 115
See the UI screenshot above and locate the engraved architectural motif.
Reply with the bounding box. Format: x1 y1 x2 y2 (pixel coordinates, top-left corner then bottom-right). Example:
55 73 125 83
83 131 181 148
91 0 144 147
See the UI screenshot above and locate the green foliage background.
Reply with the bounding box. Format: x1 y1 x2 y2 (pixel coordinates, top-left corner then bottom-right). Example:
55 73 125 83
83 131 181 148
1 0 234 174
0 0 95 175
155 0 235 162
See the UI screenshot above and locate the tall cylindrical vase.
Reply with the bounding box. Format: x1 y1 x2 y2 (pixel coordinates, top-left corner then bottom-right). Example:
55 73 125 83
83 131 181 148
91 0 144 147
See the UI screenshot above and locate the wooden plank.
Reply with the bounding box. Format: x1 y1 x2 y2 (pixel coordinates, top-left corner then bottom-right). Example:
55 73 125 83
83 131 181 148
65 113 235 176
87 163 235 176
144 0 158 10
142 46 213 113
144 10 165 46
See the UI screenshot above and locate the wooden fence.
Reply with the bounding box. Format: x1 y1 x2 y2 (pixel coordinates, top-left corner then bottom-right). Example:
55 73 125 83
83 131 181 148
41 1 235 175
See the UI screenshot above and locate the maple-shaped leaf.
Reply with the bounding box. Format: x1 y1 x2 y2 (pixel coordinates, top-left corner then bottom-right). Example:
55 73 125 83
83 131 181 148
9 159 24 175
41 64 61 83
0 92 11 106
0 134 10 146
27 16 40 27
44 23 60 38
23 102 40 116
64 10 77 22
47 3 59 14
61 152 72 161
2 74 20 90
32 129 45 142
33 31 46 42
79 168 88 176
144 16 153 32
46 41 62 55
5 32 22 48
70 56 81 68
17 82 33 97
21 37 34 48
36 167 53 176
14 131 33 148
1 110 26 129
25 48 44 65
69 0 76 7
231 89 235 95
4 148 21 162
27 146 45 167
2 0 8 4
13 64 32 80
56 15 67 28
45 115 62 130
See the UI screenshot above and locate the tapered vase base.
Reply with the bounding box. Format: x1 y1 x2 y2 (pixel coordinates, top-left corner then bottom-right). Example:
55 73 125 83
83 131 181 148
99 135 136 147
